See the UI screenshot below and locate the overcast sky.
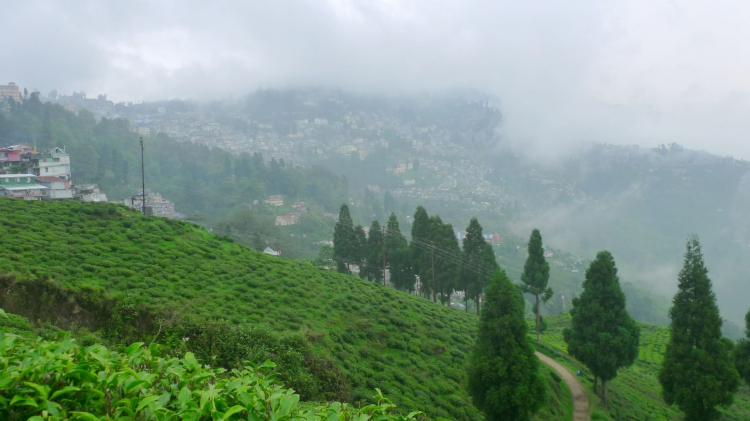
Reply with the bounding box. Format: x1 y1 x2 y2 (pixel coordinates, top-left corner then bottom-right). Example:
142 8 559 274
5 0 750 158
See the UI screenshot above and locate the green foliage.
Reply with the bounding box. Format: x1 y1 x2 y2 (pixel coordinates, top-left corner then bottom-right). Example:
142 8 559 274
535 312 750 421
563 251 639 406
364 220 383 284
333 204 356 274
468 270 546 420
736 310 750 384
659 236 740 421
410 206 432 291
386 214 415 292
460 218 491 314
0 331 426 421
0 199 482 420
426 216 460 305
521 229 553 342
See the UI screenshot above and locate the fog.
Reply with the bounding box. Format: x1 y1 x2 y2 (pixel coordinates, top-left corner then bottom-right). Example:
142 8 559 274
5 0 750 159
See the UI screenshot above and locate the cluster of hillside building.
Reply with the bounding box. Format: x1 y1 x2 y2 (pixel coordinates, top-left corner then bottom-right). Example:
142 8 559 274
0 144 108 202
0 143 177 218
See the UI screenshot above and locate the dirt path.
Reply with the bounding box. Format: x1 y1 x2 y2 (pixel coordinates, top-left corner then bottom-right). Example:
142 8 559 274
535 351 590 421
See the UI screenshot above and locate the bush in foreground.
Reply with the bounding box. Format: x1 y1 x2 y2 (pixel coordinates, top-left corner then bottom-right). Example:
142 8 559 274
0 331 426 421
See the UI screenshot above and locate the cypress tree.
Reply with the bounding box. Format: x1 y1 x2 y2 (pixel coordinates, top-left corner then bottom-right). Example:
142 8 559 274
659 236 740 421
365 220 383 284
468 269 546 420
385 213 415 292
333 204 355 274
477 242 499 314
563 251 639 406
461 218 486 313
735 309 750 384
430 217 460 305
411 206 433 297
353 225 367 278
521 229 553 342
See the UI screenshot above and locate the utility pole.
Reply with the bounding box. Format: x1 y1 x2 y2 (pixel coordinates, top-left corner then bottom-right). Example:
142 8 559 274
382 227 386 286
140 136 146 215
431 245 436 303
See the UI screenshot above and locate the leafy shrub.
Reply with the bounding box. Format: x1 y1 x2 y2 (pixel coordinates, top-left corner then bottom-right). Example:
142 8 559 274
0 332 426 420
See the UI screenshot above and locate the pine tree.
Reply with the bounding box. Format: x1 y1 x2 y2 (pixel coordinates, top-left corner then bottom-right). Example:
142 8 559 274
333 204 355 274
521 229 553 342
468 269 546 420
477 242 499 314
429 216 460 305
735 309 750 384
365 220 383 284
659 236 740 421
563 251 639 406
411 206 432 297
353 225 367 278
385 213 415 292
461 218 492 314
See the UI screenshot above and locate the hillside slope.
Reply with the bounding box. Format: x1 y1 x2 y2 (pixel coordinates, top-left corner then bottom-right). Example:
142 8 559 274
0 199 485 419
536 313 750 420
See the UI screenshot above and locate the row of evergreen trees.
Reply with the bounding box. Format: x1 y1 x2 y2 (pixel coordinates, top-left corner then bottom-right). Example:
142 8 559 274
332 204 499 312
468 234 750 421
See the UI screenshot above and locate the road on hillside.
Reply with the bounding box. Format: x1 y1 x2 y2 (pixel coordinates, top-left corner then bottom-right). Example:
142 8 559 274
535 351 590 421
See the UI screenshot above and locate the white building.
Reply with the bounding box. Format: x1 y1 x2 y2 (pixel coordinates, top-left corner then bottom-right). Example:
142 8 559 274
30 147 71 180
36 176 74 200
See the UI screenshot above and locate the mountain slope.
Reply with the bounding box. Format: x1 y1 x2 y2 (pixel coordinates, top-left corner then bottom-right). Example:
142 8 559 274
0 199 485 420
536 313 750 420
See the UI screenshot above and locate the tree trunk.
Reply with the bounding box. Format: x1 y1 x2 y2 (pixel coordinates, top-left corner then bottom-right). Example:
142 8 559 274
601 379 607 407
476 295 480 315
535 293 541 342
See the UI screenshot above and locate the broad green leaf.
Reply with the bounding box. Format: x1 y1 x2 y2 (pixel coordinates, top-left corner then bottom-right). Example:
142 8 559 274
65 369 98 382
51 386 81 399
222 405 246 419
24 381 49 399
10 394 38 407
179 386 192 408
125 342 144 357
71 412 101 421
125 379 148 394
136 395 160 412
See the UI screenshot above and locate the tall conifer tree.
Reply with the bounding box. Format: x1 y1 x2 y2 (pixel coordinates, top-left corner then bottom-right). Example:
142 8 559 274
333 204 355 273
386 213 415 291
461 218 486 312
429 217 460 305
563 251 639 406
365 220 383 283
411 206 432 297
659 236 740 421
353 225 367 278
521 229 553 342
468 269 546 420
735 309 750 384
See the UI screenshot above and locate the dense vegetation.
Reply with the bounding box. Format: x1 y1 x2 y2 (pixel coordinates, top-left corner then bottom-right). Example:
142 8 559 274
0 96 348 223
0 326 426 420
659 236 740 420
468 270 546 420
564 251 639 406
537 313 750 420
0 199 485 419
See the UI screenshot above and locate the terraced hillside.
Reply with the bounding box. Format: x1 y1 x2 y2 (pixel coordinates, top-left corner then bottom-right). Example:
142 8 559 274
536 313 750 420
0 199 487 419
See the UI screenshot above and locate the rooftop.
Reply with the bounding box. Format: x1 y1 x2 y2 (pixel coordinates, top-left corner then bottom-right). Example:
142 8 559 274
0 185 47 191
0 174 36 178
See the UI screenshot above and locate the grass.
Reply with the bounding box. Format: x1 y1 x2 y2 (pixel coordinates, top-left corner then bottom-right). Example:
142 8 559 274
535 312 750 420
0 199 482 420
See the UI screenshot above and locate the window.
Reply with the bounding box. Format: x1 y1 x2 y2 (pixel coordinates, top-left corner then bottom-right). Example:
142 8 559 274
15 177 20 182
26 178 30 182
45 168 48 173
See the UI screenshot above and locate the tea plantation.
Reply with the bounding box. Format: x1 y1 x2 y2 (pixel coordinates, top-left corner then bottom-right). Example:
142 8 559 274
0 199 492 419
535 313 750 420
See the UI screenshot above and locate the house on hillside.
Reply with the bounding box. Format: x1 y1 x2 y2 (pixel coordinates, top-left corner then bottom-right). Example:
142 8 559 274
0 174 47 200
29 147 71 180
76 184 108 202
263 247 280 256
36 176 73 200
275 214 299 226
123 189 174 218
265 195 283 206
